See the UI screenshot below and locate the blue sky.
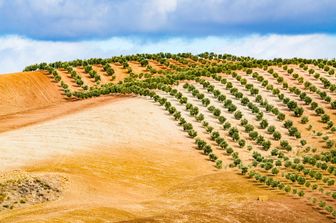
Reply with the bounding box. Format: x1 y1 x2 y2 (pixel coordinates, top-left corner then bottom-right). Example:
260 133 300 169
0 0 336 73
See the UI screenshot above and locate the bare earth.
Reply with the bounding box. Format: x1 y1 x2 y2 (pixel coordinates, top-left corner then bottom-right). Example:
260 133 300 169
0 71 331 222
0 71 64 116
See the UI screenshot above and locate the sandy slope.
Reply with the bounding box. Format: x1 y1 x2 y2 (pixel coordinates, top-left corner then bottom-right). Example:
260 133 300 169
0 71 64 116
0 96 329 222
0 95 126 134
0 97 192 170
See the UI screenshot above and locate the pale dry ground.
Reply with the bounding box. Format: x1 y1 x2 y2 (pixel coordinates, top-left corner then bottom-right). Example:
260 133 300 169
0 96 329 222
0 95 126 133
0 97 191 171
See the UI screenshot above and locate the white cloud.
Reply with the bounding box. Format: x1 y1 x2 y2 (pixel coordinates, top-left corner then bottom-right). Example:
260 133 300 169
0 34 335 74
139 0 177 30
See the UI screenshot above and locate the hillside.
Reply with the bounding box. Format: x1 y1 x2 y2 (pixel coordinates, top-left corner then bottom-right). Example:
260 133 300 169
0 71 65 116
1 53 336 222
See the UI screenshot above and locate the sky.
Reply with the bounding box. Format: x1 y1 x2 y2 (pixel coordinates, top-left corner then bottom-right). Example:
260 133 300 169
0 0 336 73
